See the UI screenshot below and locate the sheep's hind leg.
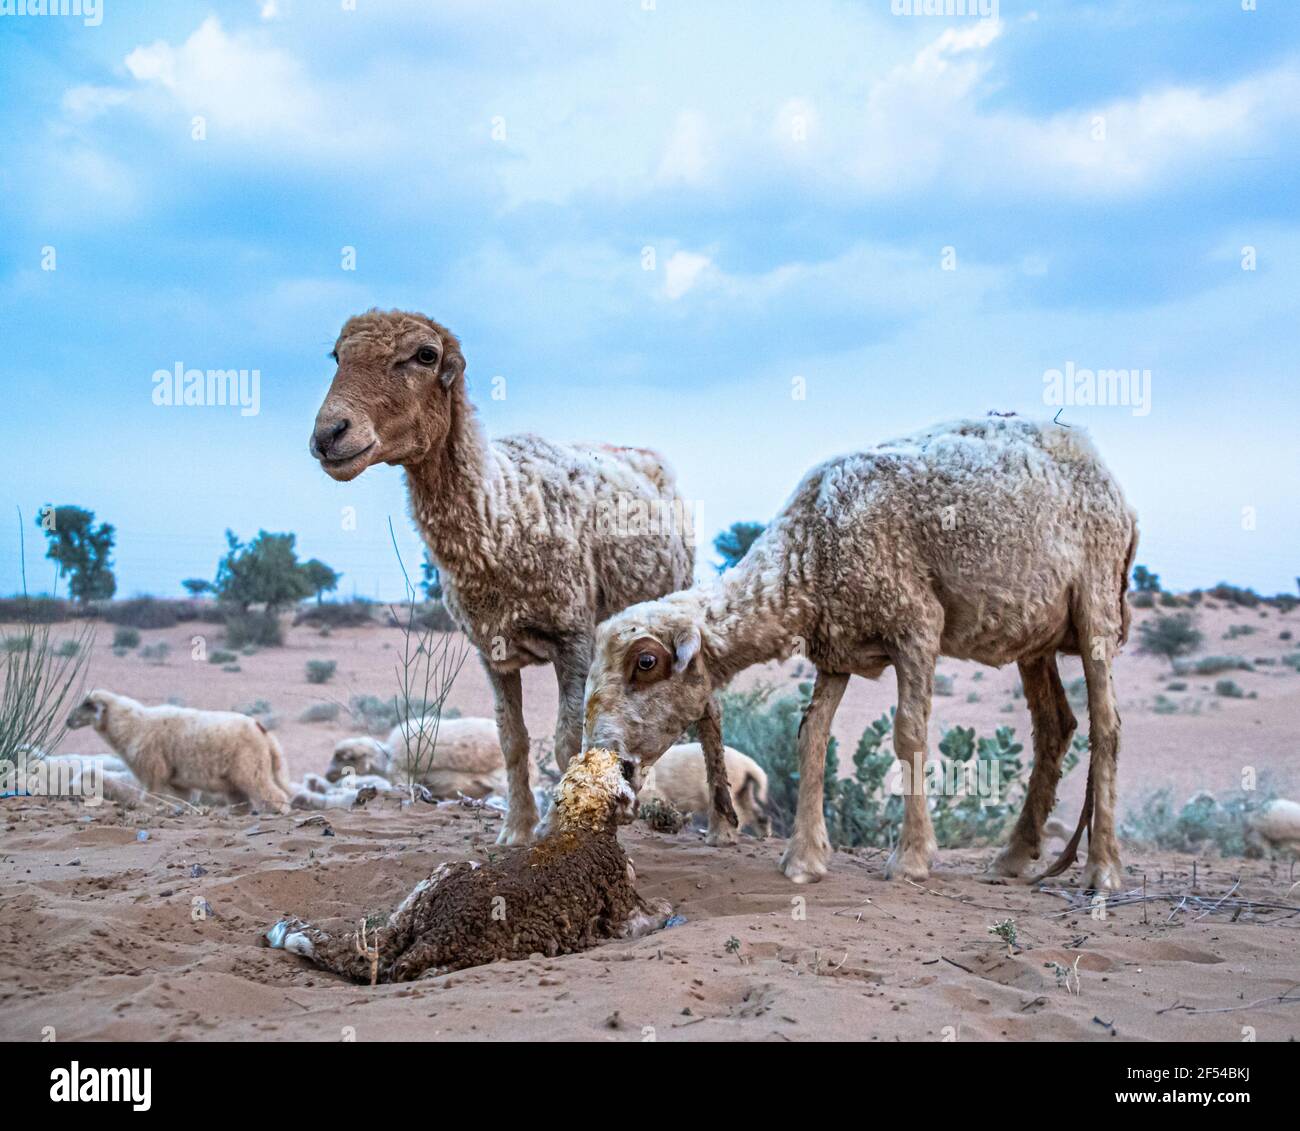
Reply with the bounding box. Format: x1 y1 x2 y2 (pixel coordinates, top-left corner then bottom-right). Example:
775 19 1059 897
1074 599 1124 892
698 697 739 847
265 918 386 984
552 635 593 773
779 670 848 883
486 663 538 845
884 644 939 883
990 654 1075 878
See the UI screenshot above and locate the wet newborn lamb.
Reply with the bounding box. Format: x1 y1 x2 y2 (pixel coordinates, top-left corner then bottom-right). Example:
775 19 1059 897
266 746 670 983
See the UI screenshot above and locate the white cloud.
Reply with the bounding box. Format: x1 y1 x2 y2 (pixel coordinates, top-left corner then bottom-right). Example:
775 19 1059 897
662 250 713 300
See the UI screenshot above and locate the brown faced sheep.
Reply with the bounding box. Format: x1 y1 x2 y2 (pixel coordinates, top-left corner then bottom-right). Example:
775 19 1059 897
641 742 771 837
584 417 1137 891
66 690 293 813
266 746 670 983
309 310 695 846
325 716 506 798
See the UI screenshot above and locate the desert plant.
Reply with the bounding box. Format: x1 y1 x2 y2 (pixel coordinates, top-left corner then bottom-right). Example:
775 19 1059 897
933 673 955 696
207 649 237 664
1132 565 1160 593
305 659 337 685
639 796 686 834
104 596 180 629
1129 590 1155 609
224 610 282 649
1214 679 1245 699
295 600 373 628
300 559 342 604
1137 611 1202 669
299 701 341 724
54 640 80 658
1 523 93 772
112 627 141 649
1120 786 1274 857
1174 654 1253 676
713 522 766 572
141 642 171 665
1223 624 1256 640
35 504 116 603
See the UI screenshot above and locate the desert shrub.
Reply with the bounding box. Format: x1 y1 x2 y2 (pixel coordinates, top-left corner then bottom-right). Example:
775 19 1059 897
639 797 686 834
54 640 80 658
1208 582 1260 608
221 664 241 673
1174 654 1253 676
933 673 955 696
1271 595 1298 613
299 701 341 723
224 610 282 649
1120 787 1273 857
1137 611 1202 668
112 627 141 649
207 649 237 664
1065 677 1089 707
1214 679 1245 699
3 635 32 654
1159 592 1185 608
1152 695 1179 715
385 602 457 633
1128 591 1155 609
295 600 374 629
1165 680 1187 692
1280 631 1292 641
1282 653 1300 672
305 659 337 685
1223 624 1256 640
141 642 171 665
0 596 74 624
236 699 273 718
104 596 181 629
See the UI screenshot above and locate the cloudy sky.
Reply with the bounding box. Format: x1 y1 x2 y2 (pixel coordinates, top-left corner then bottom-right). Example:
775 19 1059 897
2 0 1297 600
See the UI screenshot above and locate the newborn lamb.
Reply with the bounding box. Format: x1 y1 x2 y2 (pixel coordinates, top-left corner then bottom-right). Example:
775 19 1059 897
266 746 670 983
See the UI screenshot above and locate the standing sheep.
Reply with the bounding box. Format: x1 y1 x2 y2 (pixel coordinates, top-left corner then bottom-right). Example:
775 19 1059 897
266 746 670 982
583 417 1137 891
641 743 771 837
65 690 293 813
325 716 507 798
309 309 695 845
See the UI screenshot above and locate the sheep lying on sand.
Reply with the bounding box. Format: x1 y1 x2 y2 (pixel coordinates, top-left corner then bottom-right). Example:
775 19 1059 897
641 743 770 837
1247 799 1300 860
66 690 293 813
266 746 670 983
326 716 506 798
291 772 409 810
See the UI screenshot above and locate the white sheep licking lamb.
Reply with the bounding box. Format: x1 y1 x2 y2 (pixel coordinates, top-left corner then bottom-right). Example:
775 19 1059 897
66 690 293 813
640 743 770 837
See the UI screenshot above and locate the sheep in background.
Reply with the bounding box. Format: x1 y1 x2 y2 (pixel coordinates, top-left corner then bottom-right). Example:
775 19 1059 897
1247 799 1300 866
66 690 293 813
326 716 507 799
641 743 770 837
266 746 671 983
584 417 1137 890
309 309 695 845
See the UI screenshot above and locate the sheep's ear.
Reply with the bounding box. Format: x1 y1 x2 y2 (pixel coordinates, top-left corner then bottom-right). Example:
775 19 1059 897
438 340 465 388
672 626 702 674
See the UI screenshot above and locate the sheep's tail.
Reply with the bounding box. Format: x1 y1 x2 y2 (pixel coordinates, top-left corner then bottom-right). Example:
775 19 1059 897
1117 512 1139 646
263 729 293 797
1034 757 1094 882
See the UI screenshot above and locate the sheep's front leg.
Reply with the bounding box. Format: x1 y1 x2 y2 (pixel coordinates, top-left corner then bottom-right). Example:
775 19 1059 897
552 634 593 773
484 662 538 845
779 670 848 883
884 647 939 883
1075 608 1124 892
698 697 739 847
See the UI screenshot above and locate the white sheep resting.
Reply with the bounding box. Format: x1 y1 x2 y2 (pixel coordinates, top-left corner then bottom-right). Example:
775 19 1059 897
641 743 770 836
1247 799 1300 860
326 717 507 798
65 690 293 813
309 309 694 845
584 417 1137 891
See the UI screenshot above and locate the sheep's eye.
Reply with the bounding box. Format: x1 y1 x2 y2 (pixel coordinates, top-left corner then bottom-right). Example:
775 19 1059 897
636 652 657 672
620 760 637 782
416 346 439 366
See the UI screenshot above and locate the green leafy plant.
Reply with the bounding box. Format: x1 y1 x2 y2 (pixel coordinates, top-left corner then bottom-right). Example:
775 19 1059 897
35 505 116 603
112 627 140 649
1137 611 1203 669
305 659 337 685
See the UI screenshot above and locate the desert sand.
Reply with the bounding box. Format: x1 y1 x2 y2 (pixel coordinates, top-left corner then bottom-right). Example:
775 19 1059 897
1 599 1297 1041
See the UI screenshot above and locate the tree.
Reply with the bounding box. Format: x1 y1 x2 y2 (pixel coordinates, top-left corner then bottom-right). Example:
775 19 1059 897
1132 564 1161 593
1137 611 1203 670
713 522 765 572
300 559 342 604
182 578 213 598
213 530 313 613
35 505 116 603
420 554 442 601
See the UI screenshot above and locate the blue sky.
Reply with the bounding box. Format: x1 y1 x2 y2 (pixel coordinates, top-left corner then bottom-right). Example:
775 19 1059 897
2 0 1298 600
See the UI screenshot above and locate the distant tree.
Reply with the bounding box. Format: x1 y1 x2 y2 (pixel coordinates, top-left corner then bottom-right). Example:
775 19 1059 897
182 578 213 598
1137 611 1203 670
714 522 765 572
300 559 341 604
1132 564 1161 593
420 554 442 601
35 505 116 603
213 531 313 613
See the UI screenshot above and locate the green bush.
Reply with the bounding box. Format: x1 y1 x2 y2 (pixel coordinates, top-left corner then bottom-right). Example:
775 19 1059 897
105 596 180 629
305 659 337 685
54 640 80 658
1174 654 1253 676
208 649 237 664
0 596 74 624
112 627 141 649
1214 679 1245 699
141 642 171 665
299 701 341 723
1137 611 1202 669
1128 591 1155 609
1223 624 1256 640
1208 583 1260 607
1120 787 1272 857
2 635 32 654
933 673 955 696
295 600 373 628
224 610 282 649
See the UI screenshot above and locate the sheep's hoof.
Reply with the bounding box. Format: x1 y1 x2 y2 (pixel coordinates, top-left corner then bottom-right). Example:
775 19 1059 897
1081 856 1124 893
884 843 935 883
989 841 1037 878
779 841 830 884
705 823 739 848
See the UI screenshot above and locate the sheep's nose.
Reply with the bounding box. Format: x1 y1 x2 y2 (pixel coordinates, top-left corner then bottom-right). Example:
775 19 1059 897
311 417 350 459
